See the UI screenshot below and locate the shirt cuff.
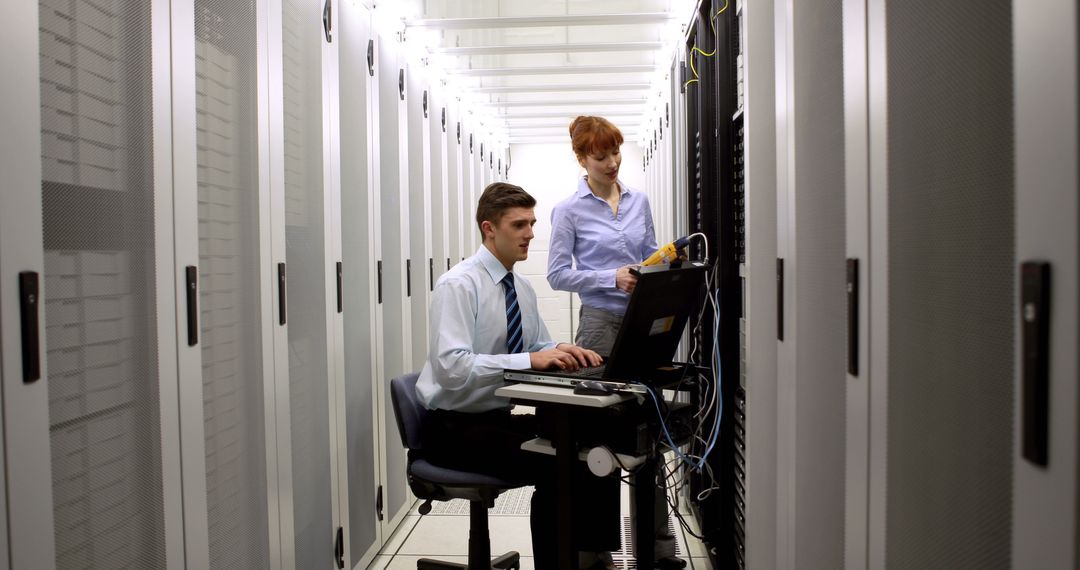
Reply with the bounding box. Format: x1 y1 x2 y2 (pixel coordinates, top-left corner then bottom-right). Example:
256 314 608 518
600 268 618 290
507 352 532 371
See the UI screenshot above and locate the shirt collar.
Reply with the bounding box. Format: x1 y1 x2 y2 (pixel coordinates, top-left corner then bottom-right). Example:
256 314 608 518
476 245 511 284
577 176 630 200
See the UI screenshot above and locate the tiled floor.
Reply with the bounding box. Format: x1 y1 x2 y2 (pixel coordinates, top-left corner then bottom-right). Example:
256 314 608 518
366 483 714 569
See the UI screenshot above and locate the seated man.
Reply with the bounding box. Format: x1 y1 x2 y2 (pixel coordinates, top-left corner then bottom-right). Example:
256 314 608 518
415 182 618 569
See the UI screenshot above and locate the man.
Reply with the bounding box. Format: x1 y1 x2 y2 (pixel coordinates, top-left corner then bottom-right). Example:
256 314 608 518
416 182 616 568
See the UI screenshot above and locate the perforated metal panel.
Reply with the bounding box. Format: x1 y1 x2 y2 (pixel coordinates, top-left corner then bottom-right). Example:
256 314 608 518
338 0 380 563
791 0 846 565
281 0 333 566
885 1 1014 567
195 0 272 567
38 0 166 567
377 37 412 528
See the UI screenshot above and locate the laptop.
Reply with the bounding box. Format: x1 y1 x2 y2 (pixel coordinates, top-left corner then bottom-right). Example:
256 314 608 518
504 261 708 389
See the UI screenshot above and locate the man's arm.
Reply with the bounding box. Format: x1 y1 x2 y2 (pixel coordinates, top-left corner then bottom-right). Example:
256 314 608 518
427 279 530 391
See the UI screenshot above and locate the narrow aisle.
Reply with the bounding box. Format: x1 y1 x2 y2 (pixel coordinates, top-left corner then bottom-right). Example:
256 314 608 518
368 482 714 569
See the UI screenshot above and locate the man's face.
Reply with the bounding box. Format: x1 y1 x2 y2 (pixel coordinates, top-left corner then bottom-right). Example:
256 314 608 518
483 207 537 269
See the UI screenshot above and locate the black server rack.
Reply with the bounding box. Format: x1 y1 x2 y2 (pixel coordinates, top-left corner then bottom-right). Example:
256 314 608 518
683 1 744 567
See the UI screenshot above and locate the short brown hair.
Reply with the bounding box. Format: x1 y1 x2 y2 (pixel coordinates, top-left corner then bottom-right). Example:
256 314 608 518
475 182 537 237
569 116 624 159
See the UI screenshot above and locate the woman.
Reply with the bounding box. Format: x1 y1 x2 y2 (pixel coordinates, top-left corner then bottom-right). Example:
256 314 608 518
547 116 657 353
547 116 685 569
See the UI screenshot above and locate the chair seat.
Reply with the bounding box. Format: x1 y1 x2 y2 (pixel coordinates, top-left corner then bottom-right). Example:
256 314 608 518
410 458 519 489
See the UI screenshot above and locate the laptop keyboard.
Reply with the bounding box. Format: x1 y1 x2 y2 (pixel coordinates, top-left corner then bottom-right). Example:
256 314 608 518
576 365 606 377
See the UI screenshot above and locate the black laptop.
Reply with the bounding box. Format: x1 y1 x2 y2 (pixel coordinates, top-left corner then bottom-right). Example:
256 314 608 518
503 261 708 388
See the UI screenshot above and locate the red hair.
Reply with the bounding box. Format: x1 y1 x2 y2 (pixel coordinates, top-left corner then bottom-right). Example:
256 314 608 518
569 116 624 159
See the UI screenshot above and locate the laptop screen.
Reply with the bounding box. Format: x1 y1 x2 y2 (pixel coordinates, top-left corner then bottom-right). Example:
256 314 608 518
604 261 709 382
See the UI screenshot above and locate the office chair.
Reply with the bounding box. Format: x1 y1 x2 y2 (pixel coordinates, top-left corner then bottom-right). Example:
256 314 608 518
389 373 522 570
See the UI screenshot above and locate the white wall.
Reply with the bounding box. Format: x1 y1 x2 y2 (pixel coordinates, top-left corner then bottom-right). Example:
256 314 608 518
507 142 646 343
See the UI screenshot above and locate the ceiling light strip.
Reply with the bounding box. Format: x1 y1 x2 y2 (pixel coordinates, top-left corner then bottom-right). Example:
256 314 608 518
486 99 647 108
472 83 649 94
405 13 676 30
451 65 654 77
432 42 664 56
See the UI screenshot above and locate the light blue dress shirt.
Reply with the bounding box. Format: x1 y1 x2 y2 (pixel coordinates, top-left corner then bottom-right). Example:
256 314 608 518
547 177 659 314
415 246 557 412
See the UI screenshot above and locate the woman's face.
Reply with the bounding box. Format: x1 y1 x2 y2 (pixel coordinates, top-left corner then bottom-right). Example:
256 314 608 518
579 146 622 185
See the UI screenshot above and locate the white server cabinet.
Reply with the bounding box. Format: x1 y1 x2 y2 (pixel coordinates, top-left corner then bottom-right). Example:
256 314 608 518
1012 0 1080 566
5 0 189 567
740 1 779 568
445 101 464 266
841 0 871 566
428 89 449 287
463 126 478 255
374 29 414 533
175 0 282 566
773 0 847 567
275 0 343 565
336 0 384 567
406 67 433 373
849 0 1021 567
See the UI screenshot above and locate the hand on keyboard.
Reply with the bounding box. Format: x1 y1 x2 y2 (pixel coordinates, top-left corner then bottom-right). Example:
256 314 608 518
530 348 583 371
554 343 604 367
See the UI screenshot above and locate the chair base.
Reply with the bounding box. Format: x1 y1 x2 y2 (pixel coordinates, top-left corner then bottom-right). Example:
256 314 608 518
416 551 520 570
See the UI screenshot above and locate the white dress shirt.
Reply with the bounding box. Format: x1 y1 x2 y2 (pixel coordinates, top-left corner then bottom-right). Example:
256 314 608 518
415 246 556 412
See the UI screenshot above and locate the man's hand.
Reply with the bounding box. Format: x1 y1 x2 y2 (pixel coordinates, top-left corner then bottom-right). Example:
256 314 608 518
555 343 603 368
530 348 584 371
615 265 639 293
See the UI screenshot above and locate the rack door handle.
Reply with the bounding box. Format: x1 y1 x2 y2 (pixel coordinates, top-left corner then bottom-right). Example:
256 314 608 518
776 259 784 341
336 261 343 313
186 266 198 346
278 263 287 325
322 0 332 42
1021 261 1051 466
846 259 858 375
18 272 40 382
367 39 375 76
429 258 434 291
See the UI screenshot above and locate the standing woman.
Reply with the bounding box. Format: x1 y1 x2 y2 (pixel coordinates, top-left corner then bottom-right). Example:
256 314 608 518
547 116 685 569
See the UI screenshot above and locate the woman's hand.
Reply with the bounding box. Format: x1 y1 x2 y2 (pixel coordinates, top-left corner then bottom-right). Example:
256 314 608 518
615 265 639 293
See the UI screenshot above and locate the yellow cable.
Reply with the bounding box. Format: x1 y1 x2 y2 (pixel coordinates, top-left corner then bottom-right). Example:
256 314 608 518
711 0 730 32
691 46 717 58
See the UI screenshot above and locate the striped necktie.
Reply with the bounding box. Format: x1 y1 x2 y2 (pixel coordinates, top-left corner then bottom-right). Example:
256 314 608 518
501 273 524 354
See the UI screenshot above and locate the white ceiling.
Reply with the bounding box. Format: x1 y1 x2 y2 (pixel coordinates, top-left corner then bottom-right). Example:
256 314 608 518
395 0 692 144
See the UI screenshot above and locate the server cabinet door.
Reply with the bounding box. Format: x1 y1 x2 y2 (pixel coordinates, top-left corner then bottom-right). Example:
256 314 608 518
1012 1 1079 566
445 102 463 267
337 1 383 566
168 0 281 567
375 30 414 533
406 70 432 372
774 0 848 567
275 0 336 566
842 0 871 567
427 89 448 287
1 1 54 567
865 0 1015 567
22 0 188 567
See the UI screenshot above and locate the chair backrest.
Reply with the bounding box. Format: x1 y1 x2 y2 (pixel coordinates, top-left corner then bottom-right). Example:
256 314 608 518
389 372 425 450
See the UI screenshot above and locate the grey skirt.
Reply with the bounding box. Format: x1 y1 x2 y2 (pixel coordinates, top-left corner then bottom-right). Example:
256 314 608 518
574 305 624 355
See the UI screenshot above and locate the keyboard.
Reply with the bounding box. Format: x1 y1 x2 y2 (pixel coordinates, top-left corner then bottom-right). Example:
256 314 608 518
575 365 607 377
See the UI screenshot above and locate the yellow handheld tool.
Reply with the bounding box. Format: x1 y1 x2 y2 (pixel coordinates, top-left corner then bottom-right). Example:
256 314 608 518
641 235 692 266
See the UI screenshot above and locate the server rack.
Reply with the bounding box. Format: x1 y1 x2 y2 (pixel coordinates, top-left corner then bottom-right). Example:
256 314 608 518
683 1 744 566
